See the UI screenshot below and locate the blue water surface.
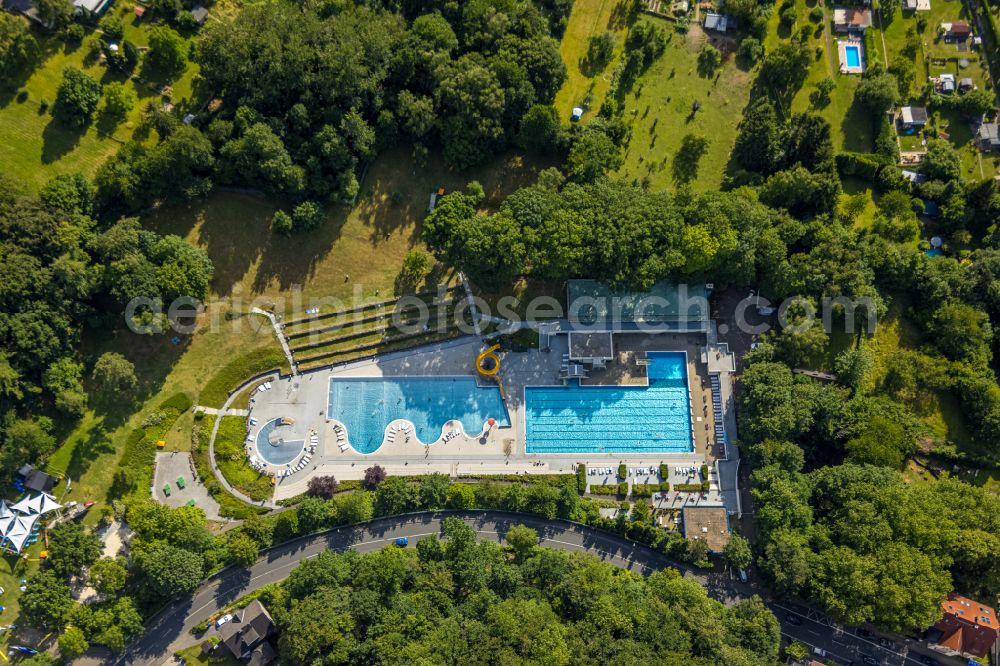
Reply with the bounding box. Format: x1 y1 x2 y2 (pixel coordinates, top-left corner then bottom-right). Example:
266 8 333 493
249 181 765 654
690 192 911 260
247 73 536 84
845 45 861 68
328 377 510 453
255 419 305 465
525 351 693 454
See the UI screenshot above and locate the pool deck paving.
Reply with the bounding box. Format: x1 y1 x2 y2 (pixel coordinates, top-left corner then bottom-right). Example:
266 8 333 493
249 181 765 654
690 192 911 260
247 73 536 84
242 334 726 505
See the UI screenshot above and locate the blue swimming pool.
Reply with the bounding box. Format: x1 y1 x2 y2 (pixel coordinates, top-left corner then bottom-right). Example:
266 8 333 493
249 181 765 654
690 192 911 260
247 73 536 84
525 351 693 454
328 377 510 453
845 45 861 68
255 419 304 465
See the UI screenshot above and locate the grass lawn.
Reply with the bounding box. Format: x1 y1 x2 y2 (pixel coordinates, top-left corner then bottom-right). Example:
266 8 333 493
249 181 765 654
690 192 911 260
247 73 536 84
215 417 273 501
176 646 241 666
776 2 874 151
613 20 753 191
552 0 632 119
0 18 200 192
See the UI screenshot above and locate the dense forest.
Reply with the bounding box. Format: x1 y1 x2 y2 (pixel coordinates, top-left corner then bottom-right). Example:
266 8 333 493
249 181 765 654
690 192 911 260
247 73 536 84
257 517 780 665
94 0 573 221
0 175 213 485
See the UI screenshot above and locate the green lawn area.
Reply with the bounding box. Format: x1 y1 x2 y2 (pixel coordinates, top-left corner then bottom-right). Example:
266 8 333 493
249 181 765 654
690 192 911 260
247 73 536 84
176 646 241 666
215 416 273 501
552 0 632 119
0 15 201 192
613 20 754 191
774 1 874 151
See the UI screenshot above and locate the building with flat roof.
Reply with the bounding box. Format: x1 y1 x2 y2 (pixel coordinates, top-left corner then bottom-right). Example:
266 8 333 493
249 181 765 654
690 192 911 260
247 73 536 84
927 593 998 659
566 280 710 330
834 8 873 32
682 506 730 553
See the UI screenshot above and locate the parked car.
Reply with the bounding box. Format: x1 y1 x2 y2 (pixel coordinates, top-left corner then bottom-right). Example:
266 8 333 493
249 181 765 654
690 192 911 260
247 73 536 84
785 613 803 625
813 647 827 657
215 614 233 628
394 537 408 547
878 637 894 649
861 655 879 666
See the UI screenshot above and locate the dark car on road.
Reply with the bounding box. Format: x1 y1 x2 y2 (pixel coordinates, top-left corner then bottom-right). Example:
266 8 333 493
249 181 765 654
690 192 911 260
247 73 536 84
878 637 894 649
785 613 803 625
861 656 879 666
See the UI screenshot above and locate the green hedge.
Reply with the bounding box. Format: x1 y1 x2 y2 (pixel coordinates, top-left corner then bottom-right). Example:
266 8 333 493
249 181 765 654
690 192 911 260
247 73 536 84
589 484 623 496
631 482 670 497
576 464 587 494
659 463 668 479
675 483 705 492
191 416 268 519
700 464 709 480
618 464 627 481
110 394 192 499
215 416 275 501
199 347 288 408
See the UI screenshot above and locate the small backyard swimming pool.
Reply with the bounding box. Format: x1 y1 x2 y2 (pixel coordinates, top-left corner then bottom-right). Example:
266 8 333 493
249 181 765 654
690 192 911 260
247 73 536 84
845 45 861 68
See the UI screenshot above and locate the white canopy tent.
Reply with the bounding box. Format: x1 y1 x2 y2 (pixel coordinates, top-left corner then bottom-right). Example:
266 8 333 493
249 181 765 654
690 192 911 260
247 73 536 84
0 493 61 553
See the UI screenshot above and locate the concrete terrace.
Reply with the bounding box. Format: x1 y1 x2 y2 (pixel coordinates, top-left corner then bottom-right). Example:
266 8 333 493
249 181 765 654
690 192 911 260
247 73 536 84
243 334 724 503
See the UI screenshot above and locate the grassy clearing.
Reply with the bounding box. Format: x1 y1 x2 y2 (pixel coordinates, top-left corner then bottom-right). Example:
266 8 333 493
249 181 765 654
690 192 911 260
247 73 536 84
192 416 269 518
0 16 200 192
142 144 551 306
176 646 241 666
614 22 754 191
215 416 273 501
553 0 632 118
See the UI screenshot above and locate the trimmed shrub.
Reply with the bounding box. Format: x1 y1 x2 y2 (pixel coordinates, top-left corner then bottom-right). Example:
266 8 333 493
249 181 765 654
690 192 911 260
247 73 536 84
618 463 627 481
576 464 587 493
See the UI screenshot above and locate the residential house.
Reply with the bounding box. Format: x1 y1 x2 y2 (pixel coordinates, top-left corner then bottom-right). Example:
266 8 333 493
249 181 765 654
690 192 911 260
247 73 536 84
978 122 1000 150
703 12 730 31
926 593 999 660
833 8 873 33
939 73 956 94
72 0 110 15
942 20 972 41
900 106 928 129
959 77 975 92
215 600 276 665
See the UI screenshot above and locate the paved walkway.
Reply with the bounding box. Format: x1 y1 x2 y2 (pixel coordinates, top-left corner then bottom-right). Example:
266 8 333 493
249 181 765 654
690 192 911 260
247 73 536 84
251 308 297 375
193 406 248 417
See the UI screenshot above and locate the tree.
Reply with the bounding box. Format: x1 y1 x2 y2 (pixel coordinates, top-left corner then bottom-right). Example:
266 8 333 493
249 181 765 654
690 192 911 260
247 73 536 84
43 357 86 416
811 77 835 107
146 26 187 76
227 533 259 567
58 626 89 661
723 534 753 570
759 40 810 100
698 43 722 76
447 483 475 509
928 302 992 367
88 557 127 595
517 104 563 153
36 0 72 28
139 544 204 599
733 98 782 173
398 250 432 290
567 129 621 181
48 522 102 578
0 13 38 79
505 524 538 562
100 81 137 122
98 13 124 40
21 571 73 628
92 352 138 397
686 537 709 564
307 475 339 499
923 138 962 182
52 67 102 128
584 31 615 73
854 72 900 115
363 465 387 490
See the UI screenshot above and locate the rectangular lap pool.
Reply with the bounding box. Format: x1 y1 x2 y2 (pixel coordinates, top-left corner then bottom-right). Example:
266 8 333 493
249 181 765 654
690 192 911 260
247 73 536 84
525 351 693 454
328 377 510 454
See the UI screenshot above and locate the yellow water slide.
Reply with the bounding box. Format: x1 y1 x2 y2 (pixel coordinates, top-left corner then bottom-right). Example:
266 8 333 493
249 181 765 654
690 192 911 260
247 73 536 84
476 344 504 397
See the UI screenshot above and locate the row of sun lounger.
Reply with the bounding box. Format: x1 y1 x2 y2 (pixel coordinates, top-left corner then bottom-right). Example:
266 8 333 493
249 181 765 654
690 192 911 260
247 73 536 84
709 375 726 456
386 422 414 444
252 382 272 395
333 423 350 451
442 429 459 442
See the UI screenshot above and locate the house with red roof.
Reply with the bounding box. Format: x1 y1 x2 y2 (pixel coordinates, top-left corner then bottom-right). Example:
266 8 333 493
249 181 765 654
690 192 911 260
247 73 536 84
926 593 999 660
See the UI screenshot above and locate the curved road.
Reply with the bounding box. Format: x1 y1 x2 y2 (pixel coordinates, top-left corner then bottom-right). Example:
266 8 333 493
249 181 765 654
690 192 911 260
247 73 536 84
116 511 961 666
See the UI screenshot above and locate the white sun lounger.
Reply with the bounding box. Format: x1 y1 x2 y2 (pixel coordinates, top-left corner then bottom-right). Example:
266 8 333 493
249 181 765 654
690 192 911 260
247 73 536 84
339 443 349 451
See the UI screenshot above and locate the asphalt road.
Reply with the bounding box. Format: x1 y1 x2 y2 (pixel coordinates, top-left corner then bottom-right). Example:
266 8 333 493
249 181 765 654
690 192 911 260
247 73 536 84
110 511 964 666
